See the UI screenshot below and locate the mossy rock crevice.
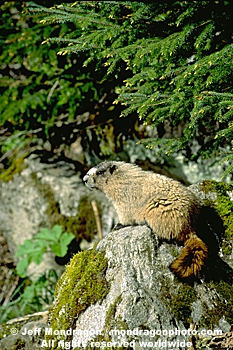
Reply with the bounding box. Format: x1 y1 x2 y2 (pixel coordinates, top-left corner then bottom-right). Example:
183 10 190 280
199 180 233 256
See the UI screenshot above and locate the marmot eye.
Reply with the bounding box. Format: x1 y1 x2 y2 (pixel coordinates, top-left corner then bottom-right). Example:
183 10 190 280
96 170 105 175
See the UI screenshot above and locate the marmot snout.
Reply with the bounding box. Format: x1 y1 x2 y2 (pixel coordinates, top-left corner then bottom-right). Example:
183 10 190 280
84 161 212 279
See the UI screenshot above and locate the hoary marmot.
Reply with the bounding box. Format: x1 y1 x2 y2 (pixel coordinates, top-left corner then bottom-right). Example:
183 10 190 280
83 161 211 279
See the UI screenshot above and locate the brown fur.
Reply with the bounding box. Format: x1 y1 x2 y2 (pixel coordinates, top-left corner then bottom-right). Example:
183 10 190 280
83 161 209 279
170 237 208 278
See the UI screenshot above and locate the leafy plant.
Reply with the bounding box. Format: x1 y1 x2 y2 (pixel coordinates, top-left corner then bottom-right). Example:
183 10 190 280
0 270 58 323
0 1 135 170
30 1 233 176
15 225 75 277
2 1 233 177
0 225 74 323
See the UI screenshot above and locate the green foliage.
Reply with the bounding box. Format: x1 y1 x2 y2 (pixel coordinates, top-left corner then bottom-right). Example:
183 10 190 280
0 2 97 130
0 224 74 322
1 1 139 170
2 1 233 174
0 270 58 323
0 2 101 166
15 225 75 277
160 279 197 328
33 0 233 174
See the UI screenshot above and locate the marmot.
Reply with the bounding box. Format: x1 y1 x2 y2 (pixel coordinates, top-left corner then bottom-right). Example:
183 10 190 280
83 161 210 279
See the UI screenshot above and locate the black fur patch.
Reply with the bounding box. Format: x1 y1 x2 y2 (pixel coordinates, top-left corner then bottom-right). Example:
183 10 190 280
109 164 117 175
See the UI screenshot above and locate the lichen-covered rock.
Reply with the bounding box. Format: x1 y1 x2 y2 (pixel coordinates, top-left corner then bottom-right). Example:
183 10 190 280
46 223 233 350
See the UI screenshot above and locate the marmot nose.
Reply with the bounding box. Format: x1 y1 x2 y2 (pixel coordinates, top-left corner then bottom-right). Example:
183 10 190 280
83 174 89 183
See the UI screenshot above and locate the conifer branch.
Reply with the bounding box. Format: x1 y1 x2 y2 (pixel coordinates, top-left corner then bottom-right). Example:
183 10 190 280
17 1 233 178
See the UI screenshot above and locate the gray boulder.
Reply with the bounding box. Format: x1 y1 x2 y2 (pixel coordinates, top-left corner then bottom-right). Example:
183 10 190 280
47 220 233 350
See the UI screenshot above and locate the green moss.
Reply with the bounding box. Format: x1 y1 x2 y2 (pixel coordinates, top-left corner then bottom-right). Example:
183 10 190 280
201 180 233 255
169 245 180 258
195 337 211 350
160 279 197 328
0 155 27 182
47 247 109 348
0 323 17 340
200 280 233 328
0 314 46 340
105 295 122 329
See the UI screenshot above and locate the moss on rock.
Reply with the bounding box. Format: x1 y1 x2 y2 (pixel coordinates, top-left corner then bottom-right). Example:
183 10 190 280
160 278 197 328
200 279 233 328
201 180 233 255
47 246 109 348
0 154 27 182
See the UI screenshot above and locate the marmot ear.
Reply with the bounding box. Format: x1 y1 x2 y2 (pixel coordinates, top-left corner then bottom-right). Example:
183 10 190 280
109 164 117 175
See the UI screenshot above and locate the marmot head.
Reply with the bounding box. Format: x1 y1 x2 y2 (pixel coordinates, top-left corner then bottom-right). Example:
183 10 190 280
83 161 120 190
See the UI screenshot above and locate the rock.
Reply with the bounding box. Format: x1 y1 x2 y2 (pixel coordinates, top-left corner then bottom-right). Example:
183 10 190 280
0 311 48 350
0 155 118 278
46 223 233 350
1 157 233 349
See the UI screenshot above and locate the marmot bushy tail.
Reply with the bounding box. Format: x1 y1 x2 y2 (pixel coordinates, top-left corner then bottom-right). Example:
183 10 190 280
169 237 208 278
83 161 216 279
